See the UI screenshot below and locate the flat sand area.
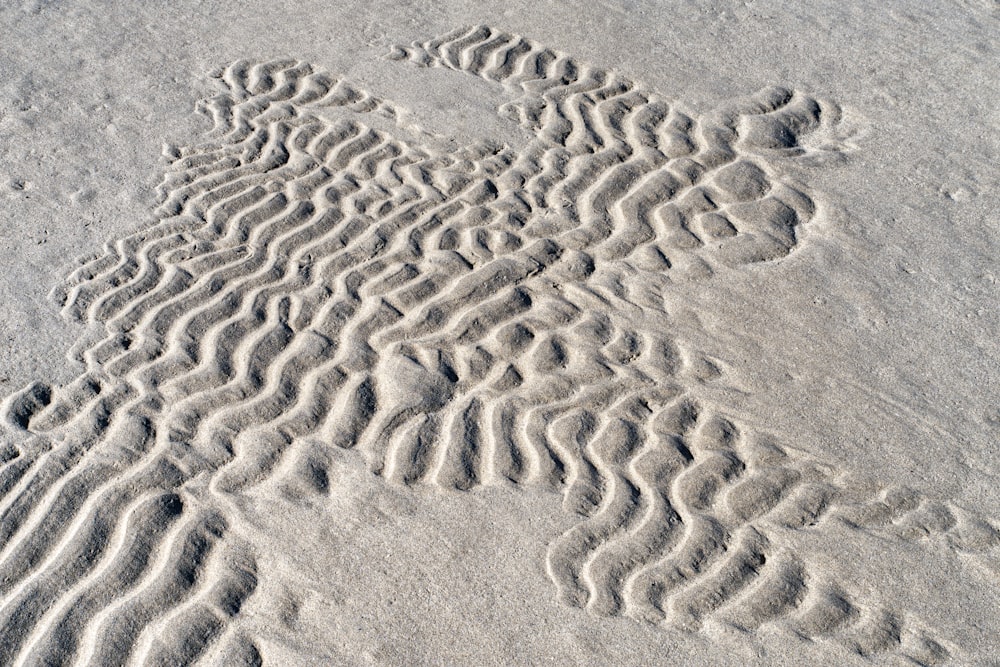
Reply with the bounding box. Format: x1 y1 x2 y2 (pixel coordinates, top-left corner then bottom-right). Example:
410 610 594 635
0 1 997 664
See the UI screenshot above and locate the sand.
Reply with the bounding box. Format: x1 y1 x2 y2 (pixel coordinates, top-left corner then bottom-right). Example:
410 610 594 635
0 1 997 665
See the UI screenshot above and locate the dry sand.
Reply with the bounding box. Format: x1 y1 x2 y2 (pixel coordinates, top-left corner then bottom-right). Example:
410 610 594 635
0 1 998 665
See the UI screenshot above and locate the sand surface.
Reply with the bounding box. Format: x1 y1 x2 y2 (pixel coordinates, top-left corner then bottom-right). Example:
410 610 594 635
1 1 998 665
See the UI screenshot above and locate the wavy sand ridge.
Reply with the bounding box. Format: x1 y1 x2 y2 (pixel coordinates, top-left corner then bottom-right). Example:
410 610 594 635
0 28 994 664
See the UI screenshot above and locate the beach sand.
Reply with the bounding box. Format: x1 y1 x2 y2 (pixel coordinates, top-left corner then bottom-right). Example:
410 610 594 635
0 2 997 664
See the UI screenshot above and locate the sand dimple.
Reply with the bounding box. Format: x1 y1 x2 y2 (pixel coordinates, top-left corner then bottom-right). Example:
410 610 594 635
0 26 993 665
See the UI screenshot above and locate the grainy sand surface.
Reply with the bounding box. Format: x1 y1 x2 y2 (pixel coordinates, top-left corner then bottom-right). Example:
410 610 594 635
0 2 998 665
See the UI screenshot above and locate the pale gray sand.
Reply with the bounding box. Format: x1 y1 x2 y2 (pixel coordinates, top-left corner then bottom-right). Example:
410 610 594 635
0 2 998 665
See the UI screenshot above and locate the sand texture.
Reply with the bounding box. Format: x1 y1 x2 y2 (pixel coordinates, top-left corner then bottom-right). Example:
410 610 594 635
1 3 998 666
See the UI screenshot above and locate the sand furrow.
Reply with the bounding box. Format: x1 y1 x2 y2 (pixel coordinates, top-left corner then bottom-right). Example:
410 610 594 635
12 492 183 665
76 510 230 666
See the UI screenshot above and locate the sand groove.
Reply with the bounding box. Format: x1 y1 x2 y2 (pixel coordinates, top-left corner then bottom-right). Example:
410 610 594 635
0 28 992 664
